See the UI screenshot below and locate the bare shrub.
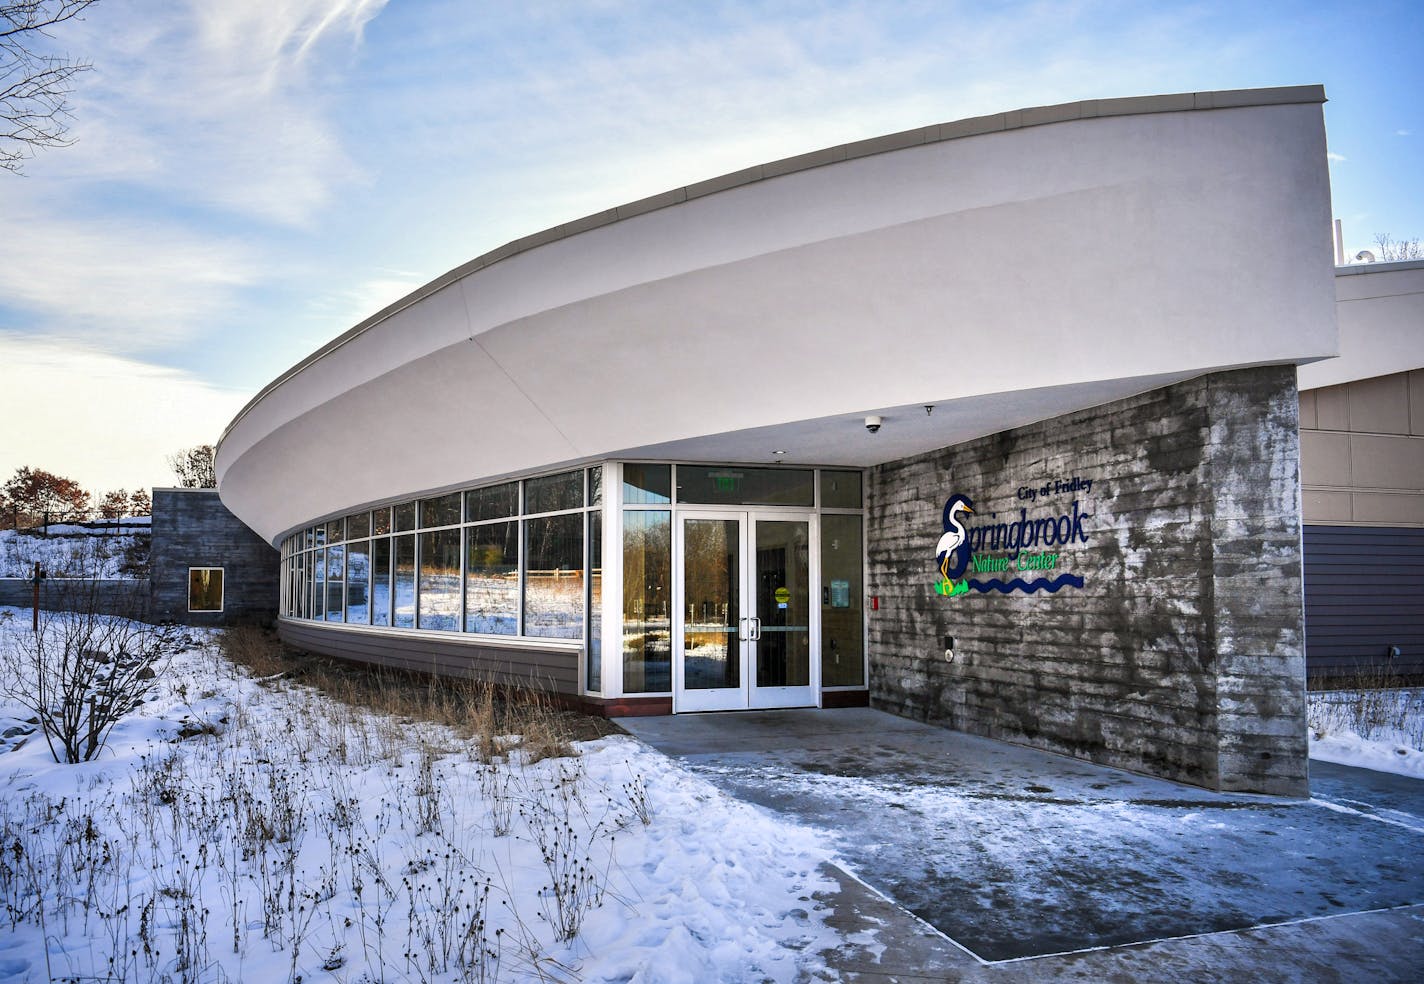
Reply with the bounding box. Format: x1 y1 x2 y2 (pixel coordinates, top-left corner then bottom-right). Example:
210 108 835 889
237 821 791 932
0 579 170 763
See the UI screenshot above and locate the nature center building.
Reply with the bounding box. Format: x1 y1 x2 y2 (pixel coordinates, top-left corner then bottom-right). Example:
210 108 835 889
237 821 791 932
217 85 1407 799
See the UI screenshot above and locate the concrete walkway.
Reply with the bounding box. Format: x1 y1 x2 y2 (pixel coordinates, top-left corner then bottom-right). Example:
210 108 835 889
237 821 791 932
614 707 1424 982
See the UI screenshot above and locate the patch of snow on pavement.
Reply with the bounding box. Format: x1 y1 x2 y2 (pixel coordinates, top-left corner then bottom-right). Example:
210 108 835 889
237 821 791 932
1309 730 1424 779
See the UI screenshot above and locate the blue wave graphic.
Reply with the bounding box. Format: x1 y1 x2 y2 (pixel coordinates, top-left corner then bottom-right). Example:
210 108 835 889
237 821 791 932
968 573 1085 594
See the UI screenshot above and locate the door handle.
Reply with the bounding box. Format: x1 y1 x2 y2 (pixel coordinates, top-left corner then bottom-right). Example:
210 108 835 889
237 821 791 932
738 617 749 642
749 617 762 641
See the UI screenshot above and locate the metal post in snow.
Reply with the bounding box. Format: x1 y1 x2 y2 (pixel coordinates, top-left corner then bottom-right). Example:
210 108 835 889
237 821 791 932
31 561 46 633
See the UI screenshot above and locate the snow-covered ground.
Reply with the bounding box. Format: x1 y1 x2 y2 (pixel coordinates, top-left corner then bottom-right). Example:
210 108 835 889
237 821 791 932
1308 687 1424 779
0 522 149 579
0 607 839 983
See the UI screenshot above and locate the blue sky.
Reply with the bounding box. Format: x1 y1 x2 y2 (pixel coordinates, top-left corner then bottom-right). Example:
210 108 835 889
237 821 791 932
1 0 1420 494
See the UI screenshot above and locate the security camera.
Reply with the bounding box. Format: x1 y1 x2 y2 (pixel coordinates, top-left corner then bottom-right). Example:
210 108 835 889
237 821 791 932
865 415 882 434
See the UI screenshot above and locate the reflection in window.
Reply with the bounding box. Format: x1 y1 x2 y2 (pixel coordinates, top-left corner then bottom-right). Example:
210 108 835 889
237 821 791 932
372 507 392 536
587 517 602 691
420 493 461 529
525 471 583 514
325 544 345 622
394 535 415 628
188 568 224 612
418 529 461 631
313 548 326 621
465 521 518 635
623 463 671 504
345 539 370 624
466 482 518 522
677 466 813 506
371 538 392 627
820 514 865 687
327 517 345 544
347 511 371 539
623 510 671 693
820 470 863 509
394 502 417 533
524 513 583 638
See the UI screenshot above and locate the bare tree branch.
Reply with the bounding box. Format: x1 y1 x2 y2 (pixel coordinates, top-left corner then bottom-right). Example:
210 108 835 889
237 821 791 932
0 0 100 173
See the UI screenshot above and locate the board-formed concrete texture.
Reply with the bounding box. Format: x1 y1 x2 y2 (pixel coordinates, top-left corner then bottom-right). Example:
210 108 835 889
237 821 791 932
868 366 1307 794
149 489 279 626
215 86 1351 794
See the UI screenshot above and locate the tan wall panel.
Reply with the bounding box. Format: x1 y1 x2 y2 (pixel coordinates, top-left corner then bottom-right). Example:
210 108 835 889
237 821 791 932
1315 386 1349 430
1352 492 1424 525
1302 490 1351 523
1298 388 1317 429
1299 430 1351 486
1348 373 1411 434
1349 434 1424 490
1412 369 1424 436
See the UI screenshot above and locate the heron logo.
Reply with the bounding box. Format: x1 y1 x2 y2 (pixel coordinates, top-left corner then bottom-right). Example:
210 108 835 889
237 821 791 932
934 491 1088 598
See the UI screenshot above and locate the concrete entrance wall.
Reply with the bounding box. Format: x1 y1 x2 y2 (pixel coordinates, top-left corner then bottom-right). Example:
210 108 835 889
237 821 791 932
866 365 1308 796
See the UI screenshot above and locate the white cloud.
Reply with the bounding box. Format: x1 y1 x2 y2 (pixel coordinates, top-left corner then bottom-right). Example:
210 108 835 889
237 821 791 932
0 195 258 350
56 0 388 227
0 337 248 494
1328 152 1347 162
1397 129 1412 137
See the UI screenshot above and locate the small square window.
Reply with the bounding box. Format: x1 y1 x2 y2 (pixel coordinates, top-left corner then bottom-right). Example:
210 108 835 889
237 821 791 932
188 568 224 613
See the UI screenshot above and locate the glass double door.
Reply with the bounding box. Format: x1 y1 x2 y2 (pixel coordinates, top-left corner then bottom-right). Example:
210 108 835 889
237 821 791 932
675 511 816 711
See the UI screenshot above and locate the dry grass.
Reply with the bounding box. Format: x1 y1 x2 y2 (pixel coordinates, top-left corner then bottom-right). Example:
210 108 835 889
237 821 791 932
216 625 620 758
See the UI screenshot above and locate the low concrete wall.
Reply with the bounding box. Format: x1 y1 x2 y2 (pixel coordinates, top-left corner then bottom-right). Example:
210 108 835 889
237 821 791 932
867 366 1308 796
0 578 151 618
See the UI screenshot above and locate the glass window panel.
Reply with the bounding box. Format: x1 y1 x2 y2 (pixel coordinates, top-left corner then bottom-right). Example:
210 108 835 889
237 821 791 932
820 514 865 687
464 521 518 635
587 514 602 691
372 507 392 536
346 511 371 540
394 502 417 533
188 568 223 612
418 529 462 630
819 470 863 509
313 547 326 621
303 528 315 550
314 523 328 547
677 466 813 506
393 534 416 628
684 518 740 690
753 520 810 687
523 513 584 638
622 463 671 505
325 544 344 622
525 470 583 514
589 467 603 507
622 510 671 693
371 537 392 627
327 517 345 544
420 493 461 529
345 540 370 624
466 482 519 523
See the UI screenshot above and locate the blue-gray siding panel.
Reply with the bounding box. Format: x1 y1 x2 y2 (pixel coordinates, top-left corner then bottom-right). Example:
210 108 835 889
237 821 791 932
1303 524 1424 679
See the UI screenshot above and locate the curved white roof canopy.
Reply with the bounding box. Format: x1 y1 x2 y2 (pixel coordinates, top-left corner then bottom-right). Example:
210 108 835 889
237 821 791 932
217 86 1337 544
